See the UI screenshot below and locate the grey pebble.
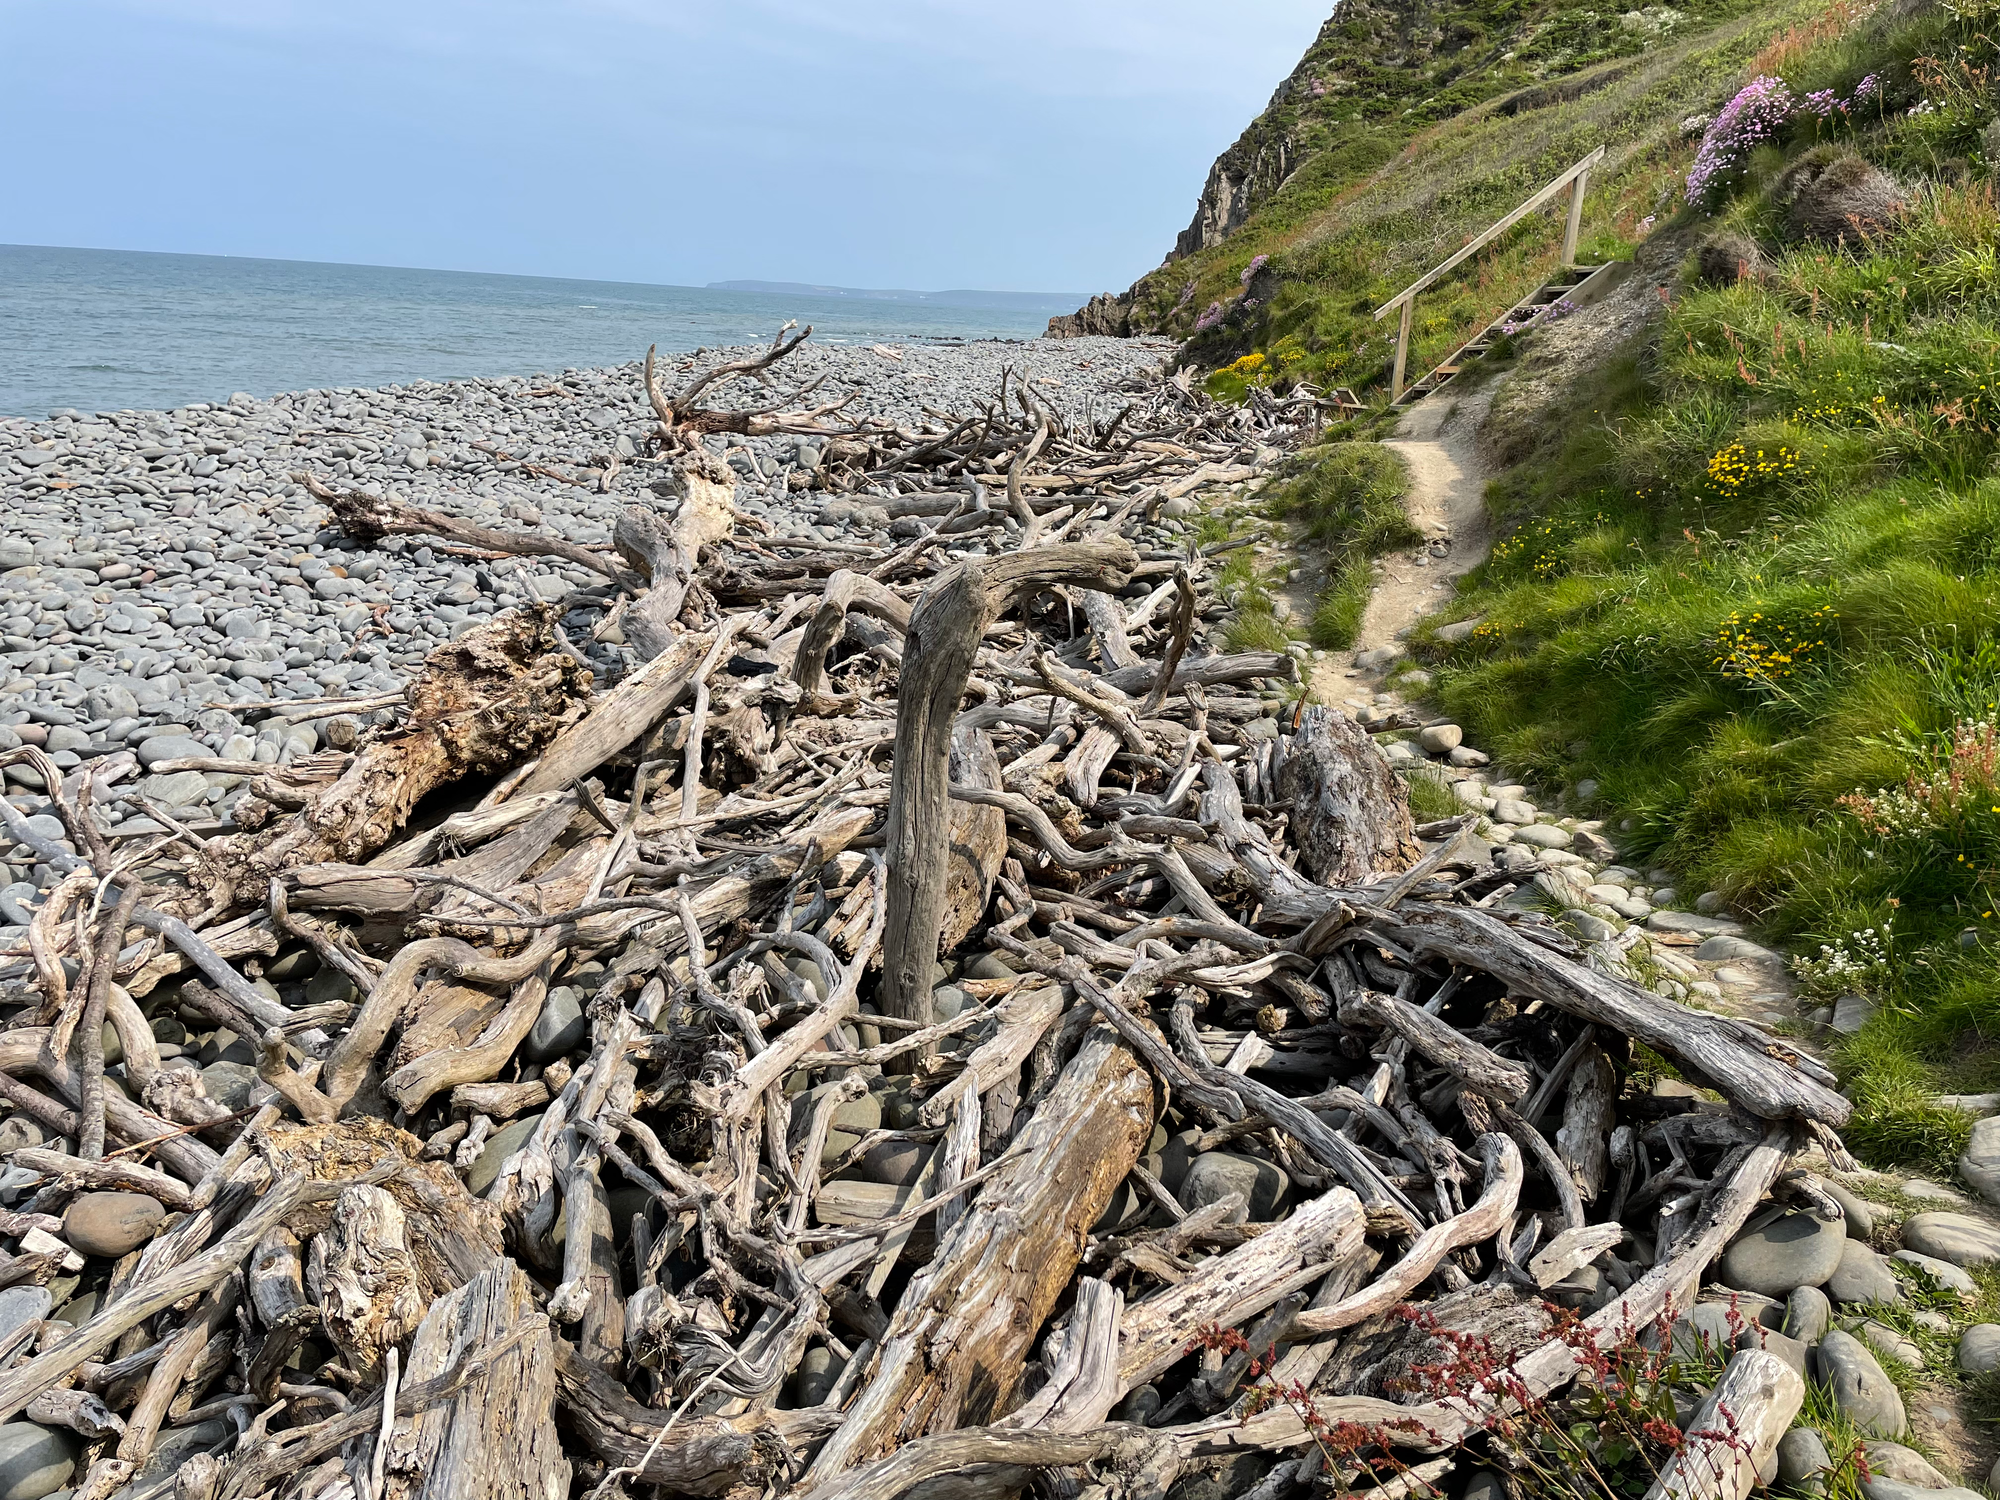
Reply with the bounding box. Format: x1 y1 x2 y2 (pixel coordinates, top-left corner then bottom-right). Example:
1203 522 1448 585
525 986 586 1063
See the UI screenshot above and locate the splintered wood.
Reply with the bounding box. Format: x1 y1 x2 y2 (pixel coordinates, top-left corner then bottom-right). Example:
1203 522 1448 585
0 332 1850 1500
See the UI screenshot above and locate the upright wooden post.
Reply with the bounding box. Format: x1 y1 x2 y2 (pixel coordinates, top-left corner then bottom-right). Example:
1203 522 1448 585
1391 298 1414 402
1561 167 1590 267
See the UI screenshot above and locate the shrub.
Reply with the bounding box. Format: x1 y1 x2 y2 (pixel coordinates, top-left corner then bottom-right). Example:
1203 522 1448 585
1773 146 1906 242
1688 75 1798 205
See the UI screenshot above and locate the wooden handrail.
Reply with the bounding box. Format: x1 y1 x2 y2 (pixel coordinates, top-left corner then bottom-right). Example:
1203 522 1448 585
1372 145 1605 321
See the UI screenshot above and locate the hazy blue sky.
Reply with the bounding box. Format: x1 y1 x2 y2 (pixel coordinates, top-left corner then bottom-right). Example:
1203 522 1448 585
0 1 1330 294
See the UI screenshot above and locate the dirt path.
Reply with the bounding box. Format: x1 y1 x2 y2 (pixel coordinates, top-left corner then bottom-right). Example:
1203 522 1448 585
1283 388 1497 704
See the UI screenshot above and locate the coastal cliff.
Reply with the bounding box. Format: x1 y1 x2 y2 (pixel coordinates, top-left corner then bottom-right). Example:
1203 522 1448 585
1050 0 1739 342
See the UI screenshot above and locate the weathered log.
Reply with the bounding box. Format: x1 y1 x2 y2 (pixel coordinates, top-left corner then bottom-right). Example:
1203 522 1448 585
384 1261 565 1500
1385 906 1850 1125
1279 705 1420 883
189 611 591 914
940 727 1006 959
0 1172 314 1423
1644 1348 1802 1500
806 1020 1154 1478
1557 1044 1617 1202
302 475 636 587
1337 988 1531 1103
554 1338 834 1497
878 539 1138 1025
1289 1135 1522 1337
794 570 915 693
320 1184 426 1383
613 451 736 658
1117 1188 1367 1389
515 629 711 798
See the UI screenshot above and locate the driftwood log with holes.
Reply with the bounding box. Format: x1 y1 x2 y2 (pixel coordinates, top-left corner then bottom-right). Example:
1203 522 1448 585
0 328 1858 1500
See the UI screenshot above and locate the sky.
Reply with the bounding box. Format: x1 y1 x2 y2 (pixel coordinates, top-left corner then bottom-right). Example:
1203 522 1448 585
0 1 1331 295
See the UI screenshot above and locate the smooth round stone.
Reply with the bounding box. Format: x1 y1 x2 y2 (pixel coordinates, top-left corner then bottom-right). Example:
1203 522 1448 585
1734 1324 1808 1377
305 967 357 1006
1783 1284 1833 1344
960 951 1016 982
1865 1442 1951 1489
0 1290 49 1346
1180 1151 1288 1223
1776 1427 1831 1487
62 1192 163 1258
198 1061 259 1112
786 957 828 1003
1814 1329 1906 1438
0 1118 42 1155
1511 824 1573 849
1864 1481 1983 1500
1667 1303 1734 1360
787 1344 845 1407
0 1421 76 1500
1959 1114 2000 1206
1822 1179 1875 1239
1720 1209 1845 1295
1154 1128 1200 1196
525 986 585 1063
859 1139 928 1188
816 1086 882 1164
134 734 205 768
467 1114 542 1196
264 948 318 981
1091 1178 1145 1234
1893 1249 1978 1301
1901 1211 2000 1267
1959 1323 2000 1373
1827 1240 1903 1306
1112 1385 1161 1424
1417 724 1461 754
1858 1318 1922 1368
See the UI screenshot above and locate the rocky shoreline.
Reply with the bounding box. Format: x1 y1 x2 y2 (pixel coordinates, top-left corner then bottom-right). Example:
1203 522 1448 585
0 333 1171 852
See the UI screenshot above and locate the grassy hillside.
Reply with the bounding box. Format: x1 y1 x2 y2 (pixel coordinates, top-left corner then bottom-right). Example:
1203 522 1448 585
1116 0 1826 400
1408 0 2000 1167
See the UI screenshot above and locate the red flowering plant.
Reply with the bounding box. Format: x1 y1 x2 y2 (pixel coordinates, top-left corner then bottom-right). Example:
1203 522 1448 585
1190 1295 1752 1498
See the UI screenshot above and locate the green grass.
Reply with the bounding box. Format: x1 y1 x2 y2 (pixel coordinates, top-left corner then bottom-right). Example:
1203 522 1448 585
1120 0 1826 408
1404 765 1464 822
1266 441 1419 649
1413 0 2000 1169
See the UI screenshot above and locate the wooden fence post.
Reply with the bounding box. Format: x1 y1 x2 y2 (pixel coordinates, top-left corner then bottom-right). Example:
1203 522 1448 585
1562 166 1591 267
1391 298 1414 402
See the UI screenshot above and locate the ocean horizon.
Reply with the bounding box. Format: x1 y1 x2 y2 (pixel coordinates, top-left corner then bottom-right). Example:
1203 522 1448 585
0 243 1071 419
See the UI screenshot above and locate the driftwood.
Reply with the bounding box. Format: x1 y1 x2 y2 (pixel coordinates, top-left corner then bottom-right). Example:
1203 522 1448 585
384 1261 565 1500
0 333 1858 1500
1644 1348 1803 1500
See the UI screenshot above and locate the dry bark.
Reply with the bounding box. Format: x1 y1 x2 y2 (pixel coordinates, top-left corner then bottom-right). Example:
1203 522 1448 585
189 610 591 915
384 1261 565 1500
877 539 1138 1025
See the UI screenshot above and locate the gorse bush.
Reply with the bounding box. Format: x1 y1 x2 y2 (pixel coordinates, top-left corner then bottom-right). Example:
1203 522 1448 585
1429 0 2000 1168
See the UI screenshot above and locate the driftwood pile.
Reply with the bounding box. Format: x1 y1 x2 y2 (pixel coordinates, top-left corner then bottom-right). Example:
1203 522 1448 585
0 331 1853 1500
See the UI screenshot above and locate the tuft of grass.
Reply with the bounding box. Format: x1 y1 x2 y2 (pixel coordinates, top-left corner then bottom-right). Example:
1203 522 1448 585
1265 442 1418 650
1224 609 1296 654
1403 765 1463 822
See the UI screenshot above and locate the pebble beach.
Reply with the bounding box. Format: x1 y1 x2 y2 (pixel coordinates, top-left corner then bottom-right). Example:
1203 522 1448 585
0 334 1171 852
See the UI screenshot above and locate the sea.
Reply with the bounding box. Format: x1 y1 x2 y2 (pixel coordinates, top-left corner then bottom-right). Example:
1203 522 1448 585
0 244 1074 420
